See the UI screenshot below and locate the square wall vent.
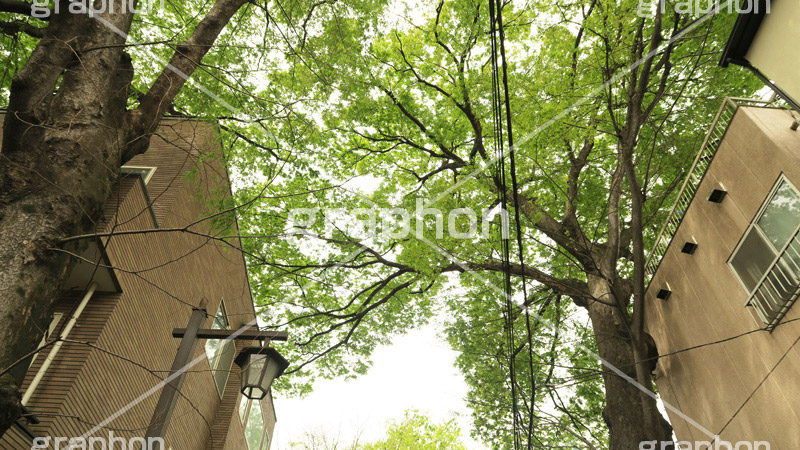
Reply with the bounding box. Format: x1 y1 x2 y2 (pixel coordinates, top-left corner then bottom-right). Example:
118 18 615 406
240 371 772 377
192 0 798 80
708 189 727 203
656 288 671 301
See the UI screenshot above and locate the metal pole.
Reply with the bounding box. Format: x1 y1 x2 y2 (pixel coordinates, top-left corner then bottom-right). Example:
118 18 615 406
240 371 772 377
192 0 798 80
22 282 98 405
144 298 208 449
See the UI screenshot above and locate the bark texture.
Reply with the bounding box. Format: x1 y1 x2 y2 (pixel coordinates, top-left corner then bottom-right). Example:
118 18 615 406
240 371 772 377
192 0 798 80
587 276 673 448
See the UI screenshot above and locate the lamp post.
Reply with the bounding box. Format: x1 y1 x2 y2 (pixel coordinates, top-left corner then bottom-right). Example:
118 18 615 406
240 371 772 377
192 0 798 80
235 347 289 400
144 298 289 450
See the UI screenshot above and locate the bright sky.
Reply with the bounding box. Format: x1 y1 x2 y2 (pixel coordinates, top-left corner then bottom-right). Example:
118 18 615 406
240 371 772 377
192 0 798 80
271 322 488 450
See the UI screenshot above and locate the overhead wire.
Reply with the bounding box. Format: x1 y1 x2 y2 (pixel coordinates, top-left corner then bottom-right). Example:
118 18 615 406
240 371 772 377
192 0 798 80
492 1 539 448
487 0 520 448
488 0 539 447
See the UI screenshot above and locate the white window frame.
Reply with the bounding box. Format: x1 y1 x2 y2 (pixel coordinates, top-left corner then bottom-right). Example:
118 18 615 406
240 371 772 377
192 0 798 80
728 175 800 327
121 165 157 184
239 395 271 450
205 300 235 398
728 175 800 293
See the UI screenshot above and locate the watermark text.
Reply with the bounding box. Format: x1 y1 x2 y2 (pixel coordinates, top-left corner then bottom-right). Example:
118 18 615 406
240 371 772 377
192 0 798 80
640 438 770 450
637 0 770 18
32 432 164 450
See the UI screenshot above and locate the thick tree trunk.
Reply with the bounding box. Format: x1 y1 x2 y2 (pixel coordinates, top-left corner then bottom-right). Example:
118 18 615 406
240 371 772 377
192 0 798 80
586 276 672 449
0 5 133 435
0 159 112 432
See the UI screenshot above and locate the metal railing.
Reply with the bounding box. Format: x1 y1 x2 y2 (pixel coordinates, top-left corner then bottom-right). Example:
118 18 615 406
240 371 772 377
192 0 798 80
748 227 800 330
645 97 773 276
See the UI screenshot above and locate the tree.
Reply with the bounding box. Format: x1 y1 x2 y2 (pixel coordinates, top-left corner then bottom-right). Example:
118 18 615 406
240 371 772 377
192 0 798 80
289 411 467 450
0 0 243 433
239 0 760 448
361 411 468 450
0 0 384 435
289 430 363 450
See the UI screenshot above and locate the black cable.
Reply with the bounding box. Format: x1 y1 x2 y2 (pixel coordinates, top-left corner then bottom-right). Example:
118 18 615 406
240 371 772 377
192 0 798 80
488 1 522 448
493 1 538 448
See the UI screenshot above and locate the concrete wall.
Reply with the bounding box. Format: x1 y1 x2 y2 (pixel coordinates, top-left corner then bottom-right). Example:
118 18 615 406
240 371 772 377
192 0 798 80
646 106 800 447
746 0 800 105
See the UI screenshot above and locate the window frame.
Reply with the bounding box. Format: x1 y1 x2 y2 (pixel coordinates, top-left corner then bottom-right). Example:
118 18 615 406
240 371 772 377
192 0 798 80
205 300 236 398
239 395 271 450
728 175 800 296
120 165 157 184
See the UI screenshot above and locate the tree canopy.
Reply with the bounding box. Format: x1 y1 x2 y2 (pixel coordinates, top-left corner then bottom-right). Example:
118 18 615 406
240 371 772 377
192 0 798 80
0 0 764 447
226 0 759 446
289 410 468 450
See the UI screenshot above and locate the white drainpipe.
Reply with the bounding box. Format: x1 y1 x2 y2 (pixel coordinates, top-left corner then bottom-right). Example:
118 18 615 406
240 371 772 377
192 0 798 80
22 282 98 405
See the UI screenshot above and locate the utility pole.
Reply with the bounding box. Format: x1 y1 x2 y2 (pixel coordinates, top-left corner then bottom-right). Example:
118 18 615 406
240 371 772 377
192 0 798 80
144 298 208 450
143 298 289 450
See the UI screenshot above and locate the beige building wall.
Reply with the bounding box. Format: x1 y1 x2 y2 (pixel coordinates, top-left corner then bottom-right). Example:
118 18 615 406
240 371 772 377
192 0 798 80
746 0 800 103
645 106 800 447
0 117 277 450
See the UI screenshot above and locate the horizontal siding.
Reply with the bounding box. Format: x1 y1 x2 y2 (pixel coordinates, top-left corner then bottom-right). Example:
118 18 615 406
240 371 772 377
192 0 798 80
1 119 260 450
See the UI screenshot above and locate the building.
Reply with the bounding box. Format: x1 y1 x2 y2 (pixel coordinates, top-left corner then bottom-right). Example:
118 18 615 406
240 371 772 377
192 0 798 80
0 117 278 450
641 4 800 445
643 103 800 444
720 0 800 110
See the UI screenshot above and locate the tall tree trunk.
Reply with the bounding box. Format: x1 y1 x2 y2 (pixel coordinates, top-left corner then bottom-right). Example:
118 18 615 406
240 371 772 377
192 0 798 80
0 3 134 434
586 277 672 449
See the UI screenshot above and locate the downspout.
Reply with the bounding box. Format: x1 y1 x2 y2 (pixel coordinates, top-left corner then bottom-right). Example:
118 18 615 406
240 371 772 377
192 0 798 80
21 282 98 405
741 61 800 112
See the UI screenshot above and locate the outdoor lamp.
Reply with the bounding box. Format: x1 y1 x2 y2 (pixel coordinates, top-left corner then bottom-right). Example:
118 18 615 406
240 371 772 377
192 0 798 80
235 347 289 400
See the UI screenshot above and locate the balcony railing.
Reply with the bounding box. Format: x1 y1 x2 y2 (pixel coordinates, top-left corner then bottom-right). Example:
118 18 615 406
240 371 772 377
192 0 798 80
645 97 773 276
748 226 800 330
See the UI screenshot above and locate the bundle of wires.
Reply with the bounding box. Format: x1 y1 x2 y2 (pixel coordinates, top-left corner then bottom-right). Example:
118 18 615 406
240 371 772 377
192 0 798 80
487 1 537 448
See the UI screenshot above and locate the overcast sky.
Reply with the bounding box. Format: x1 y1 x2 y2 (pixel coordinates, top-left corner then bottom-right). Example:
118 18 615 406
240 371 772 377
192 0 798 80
271 322 488 450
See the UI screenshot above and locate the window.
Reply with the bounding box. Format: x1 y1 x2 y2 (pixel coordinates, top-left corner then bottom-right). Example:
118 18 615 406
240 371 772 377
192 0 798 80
729 177 800 327
120 166 157 184
239 396 271 450
205 301 236 397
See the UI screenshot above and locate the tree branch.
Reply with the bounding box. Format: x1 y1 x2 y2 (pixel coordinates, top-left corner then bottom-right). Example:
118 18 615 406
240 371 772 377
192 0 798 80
129 0 249 159
0 18 43 38
447 259 590 304
0 0 41 18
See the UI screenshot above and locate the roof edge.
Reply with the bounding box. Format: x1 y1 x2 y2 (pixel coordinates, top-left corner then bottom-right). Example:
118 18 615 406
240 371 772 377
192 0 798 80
720 0 770 67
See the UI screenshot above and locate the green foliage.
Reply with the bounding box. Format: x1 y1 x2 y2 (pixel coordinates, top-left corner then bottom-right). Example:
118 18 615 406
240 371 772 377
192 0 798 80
231 0 761 447
233 0 756 440
361 411 468 450
0 0 765 447
289 411 468 450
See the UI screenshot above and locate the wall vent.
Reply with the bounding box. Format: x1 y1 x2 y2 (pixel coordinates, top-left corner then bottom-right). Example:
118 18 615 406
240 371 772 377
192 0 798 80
681 242 698 255
708 188 727 203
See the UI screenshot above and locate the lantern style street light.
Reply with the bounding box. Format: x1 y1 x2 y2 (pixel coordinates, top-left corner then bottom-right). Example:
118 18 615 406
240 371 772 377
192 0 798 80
235 347 290 400
145 298 290 450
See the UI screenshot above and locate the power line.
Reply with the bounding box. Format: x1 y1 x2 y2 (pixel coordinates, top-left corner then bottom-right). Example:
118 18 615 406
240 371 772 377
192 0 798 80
487 0 521 447
716 331 800 438
493 0 538 447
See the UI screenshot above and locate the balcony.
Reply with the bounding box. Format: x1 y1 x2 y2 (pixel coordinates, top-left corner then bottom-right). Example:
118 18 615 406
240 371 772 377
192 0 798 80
645 97 773 276
748 226 800 330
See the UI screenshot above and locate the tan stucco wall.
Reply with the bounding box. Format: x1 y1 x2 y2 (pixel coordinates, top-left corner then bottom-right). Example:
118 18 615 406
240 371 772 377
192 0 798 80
646 107 800 447
746 0 800 103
